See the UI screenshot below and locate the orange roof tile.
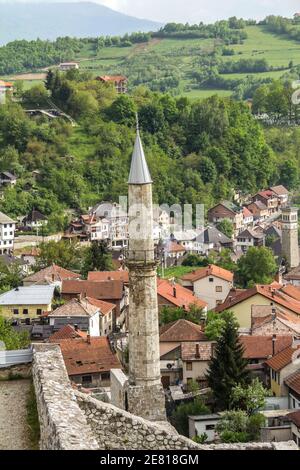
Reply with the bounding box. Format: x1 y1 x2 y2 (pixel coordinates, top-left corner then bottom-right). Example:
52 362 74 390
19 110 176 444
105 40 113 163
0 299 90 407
181 264 233 283
160 319 206 342
24 264 80 284
157 279 207 310
87 271 129 283
49 324 87 342
285 371 300 396
165 241 186 254
240 335 292 360
265 344 300 371
181 341 213 361
281 285 300 302
61 279 124 300
86 296 116 316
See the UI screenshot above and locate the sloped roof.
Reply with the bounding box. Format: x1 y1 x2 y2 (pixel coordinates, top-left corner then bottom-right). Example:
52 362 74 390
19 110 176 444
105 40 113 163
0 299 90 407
181 341 212 361
49 324 87 342
0 285 54 306
181 264 233 283
157 279 207 310
48 298 99 318
281 285 300 302
128 130 152 185
285 266 300 281
61 279 124 300
0 211 15 224
23 264 80 284
201 226 232 245
209 200 242 214
87 270 129 283
270 185 289 196
285 371 300 396
243 207 253 218
165 241 186 254
265 344 300 371
160 319 206 342
24 209 47 223
55 336 121 376
240 335 292 360
86 297 116 316
237 228 264 240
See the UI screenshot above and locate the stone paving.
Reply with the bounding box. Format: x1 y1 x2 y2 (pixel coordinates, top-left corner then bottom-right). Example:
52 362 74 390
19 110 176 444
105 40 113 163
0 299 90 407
0 380 31 450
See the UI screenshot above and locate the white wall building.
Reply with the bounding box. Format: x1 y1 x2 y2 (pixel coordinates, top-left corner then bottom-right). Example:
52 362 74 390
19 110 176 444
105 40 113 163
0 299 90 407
0 211 15 254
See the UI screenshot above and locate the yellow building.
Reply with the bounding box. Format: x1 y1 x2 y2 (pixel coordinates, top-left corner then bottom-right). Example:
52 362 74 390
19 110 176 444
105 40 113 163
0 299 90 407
266 344 300 397
215 285 300 329
0 285 54 320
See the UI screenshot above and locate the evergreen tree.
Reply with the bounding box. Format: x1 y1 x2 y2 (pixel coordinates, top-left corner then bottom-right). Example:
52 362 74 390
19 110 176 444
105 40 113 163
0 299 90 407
206 317 250 410
82 240 114 276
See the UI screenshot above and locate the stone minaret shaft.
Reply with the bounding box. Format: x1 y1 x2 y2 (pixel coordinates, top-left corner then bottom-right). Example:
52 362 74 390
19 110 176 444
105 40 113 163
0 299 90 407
282 207 299 269
126 126 166 421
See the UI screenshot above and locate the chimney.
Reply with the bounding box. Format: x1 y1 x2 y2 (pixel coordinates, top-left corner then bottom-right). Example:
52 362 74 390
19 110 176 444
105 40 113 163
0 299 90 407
87 333 91 344
74 324 78 331
173 287 177 298
195 344 200 359
272 334 276 356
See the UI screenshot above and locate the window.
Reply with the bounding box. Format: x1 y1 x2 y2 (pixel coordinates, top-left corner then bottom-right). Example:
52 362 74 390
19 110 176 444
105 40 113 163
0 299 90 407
23 309 28 315
216 286 222 293
36 309 42 315
13 309 19 315
209 277 214 283
205 424 215 431
82 375 92 385
186 362 193 371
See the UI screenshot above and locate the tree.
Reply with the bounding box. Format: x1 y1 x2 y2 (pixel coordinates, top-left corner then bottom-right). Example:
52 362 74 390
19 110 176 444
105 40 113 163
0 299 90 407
0 316 30 350
205 310 238 341
159 305 205 326
82 240 114 276
216 410 265 443
216 219 233 238
231 378 270 415
35 240 81 271
0 260 24 293
171 397 209 436
107 94 137 126
206 316 250 409
235 246 277 287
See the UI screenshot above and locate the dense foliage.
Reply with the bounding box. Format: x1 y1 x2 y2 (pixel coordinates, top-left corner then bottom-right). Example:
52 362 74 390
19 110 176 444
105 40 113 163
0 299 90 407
0 316 30 350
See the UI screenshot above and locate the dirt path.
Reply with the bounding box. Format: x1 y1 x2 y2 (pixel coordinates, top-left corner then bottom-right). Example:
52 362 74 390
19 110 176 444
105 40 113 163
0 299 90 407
0 380 32 450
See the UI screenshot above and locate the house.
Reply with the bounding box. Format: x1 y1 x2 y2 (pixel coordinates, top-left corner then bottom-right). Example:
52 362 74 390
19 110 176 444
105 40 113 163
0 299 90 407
251 305 300 338
0 211 15 255
0 81 13 97
242 206 254 226
188 413 222 442
181 341 214 389
0 284 55 320
49 334 121 388
0 171 17 187
215 284 300 328
285 371 300 410
240 334 293 383
18 247 40 269
157 279 207 313
23 264 80 287
46 297 101 336
48 324 87 341
96 75 128 94
284 266 300 286
270 186 289 207
163 241 186 265
159 319 211 388
89 202 128 249
59 62 79 71
286 411 300 447
236 228 264 253
170 229 199 253
265 342 300 396
207 201 243 235
86 296 117 336
246 201 269 221
194 226 233 255
87 270 129 284
180 264 233 310
61 279 126 319
23 209 48 229
252 190 279 216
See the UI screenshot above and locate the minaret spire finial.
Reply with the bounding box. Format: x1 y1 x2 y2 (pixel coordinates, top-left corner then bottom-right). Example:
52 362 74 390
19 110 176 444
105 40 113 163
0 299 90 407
128 113 152 185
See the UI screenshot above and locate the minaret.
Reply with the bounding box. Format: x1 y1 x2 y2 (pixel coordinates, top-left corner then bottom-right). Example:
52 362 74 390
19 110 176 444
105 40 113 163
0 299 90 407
281 207 299 269
126 122 166 421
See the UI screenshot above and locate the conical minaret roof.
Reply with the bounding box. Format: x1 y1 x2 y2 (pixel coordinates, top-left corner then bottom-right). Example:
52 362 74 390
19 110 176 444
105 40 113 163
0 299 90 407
128 122 152 185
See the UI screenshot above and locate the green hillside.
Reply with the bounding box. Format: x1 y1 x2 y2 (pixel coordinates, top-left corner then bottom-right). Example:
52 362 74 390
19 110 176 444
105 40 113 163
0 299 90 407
3 22 300 100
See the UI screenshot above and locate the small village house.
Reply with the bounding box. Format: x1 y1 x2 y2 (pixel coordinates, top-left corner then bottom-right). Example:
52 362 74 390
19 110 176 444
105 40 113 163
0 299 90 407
23 264 80 287
22 209 48 230
180 264 233 310
236 228 264 253
0 284 55 321
0 211 16 255
157 279 207 313
0 171 17 187
59 62 79 71
252 190 279 216
86 297 117 336
270 185 289 207
96 75 128 94
265 342 300 397
207 201 243 235
246 201 269 222
188 414 222 442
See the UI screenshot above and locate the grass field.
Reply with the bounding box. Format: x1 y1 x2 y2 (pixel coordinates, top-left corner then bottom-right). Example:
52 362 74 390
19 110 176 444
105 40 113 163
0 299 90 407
157 265 197 280
3 25 300 100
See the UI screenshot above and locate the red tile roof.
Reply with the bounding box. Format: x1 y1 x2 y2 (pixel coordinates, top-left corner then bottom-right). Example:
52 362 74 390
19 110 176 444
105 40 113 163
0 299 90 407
270 185 289 196
86 297 116 316
286 410 300 428
243 207 253 218
97 75 127 82
215 284 300 316
181 341 213 361
87 271 129 283
53 336 121 376
181 264 233 283
240 335 292 360
49 324 87 342
265 344 300 371
24 264 80 284
165 241 186 254
48 298 99 318
61 279 124 300
285 370 300 396
157 279 207 310
160 319 206 342
281 285 300 302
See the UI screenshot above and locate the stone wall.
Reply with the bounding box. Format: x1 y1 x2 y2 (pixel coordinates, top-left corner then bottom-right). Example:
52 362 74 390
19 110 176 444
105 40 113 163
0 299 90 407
32 344 98 450
0 362 31 380
32 344 298 451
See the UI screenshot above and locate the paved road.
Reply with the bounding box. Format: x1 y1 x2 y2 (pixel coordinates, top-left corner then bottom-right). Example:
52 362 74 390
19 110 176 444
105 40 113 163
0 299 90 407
0 380 32 450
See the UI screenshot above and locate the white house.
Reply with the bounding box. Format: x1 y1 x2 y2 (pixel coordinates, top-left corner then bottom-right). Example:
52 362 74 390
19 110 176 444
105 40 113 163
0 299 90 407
89 202 128 249
0 211 15 254
188 413 222 442
180 264 234 310
59 62 79 71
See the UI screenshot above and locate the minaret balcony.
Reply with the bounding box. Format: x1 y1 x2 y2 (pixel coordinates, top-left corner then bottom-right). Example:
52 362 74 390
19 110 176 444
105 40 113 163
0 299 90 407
124 248 160 266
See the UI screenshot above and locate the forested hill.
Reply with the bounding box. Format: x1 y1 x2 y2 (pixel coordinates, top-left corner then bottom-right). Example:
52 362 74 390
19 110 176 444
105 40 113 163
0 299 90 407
0 71 298 234
0 2 161 44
